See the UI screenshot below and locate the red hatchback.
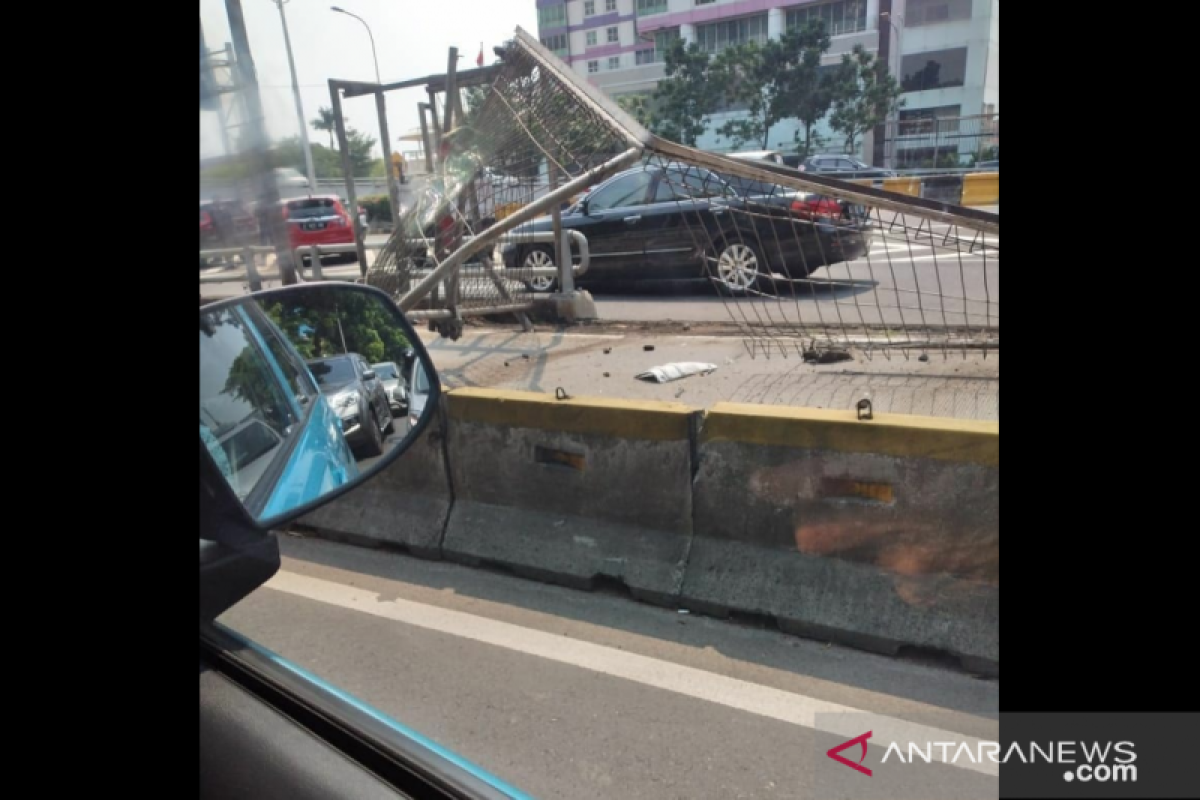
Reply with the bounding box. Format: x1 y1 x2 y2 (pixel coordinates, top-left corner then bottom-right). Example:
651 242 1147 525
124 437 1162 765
282 195 357 261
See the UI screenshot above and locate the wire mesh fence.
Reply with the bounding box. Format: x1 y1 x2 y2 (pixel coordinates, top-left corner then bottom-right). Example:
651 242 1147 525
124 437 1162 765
366 28 997 359
368 34 643 319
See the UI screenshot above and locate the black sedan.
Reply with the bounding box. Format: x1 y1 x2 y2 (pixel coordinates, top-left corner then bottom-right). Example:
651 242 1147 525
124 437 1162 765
503 163 872 294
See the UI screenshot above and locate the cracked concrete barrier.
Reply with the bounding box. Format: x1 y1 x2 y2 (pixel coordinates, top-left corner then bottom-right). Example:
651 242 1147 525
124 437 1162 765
684 403 999 675
442 388 697 607
298 399 453 559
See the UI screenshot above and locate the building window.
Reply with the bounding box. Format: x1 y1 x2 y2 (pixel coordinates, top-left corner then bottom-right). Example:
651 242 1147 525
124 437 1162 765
586 30 598 46
695 0 717 5
905 0 973 27
606 0 618 11
898 105 962 134
696 15 768 54
635 48 657 65
609 56 621 70
637 0 667 15
607 26 619 43
585 0 596 16
541 33 568 55
901 48 969 92
785 1 868 37
588 60 600 73
537 3 566 29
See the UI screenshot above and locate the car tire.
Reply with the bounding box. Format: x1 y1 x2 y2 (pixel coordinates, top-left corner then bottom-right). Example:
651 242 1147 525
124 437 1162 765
708 236 769 296
382 404 395 436
520 246 558 293
360 411 384 458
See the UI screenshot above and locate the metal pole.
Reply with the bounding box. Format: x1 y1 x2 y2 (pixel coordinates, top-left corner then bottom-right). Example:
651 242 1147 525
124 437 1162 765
274 0 317 191
426 88 443 150
376 91 402 228
225 0 297 285
418 103 435 173
329 82 369 275
442 47 460 319
399 147 641 312
549 163 570 293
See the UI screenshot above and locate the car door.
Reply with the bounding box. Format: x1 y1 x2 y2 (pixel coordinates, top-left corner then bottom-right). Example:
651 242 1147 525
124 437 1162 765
355 356 384 427
573 170 656 283
641 169 729 279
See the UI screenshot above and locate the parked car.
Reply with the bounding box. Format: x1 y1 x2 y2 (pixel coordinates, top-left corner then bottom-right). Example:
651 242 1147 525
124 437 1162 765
306 353 393 458
371 361 408 415
282 195 358 263
503 163 873 294
201 199 259 268
726 150 787 166
799 154 896 179
407 361 431 433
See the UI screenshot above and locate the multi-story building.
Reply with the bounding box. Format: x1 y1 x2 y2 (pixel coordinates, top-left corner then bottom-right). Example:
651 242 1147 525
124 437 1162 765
536 0 998 163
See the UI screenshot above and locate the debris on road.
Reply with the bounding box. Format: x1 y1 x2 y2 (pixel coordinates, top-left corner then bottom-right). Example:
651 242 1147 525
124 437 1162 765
636 362 718 383
603 347 612 354
643 345 655 351
802 346 853 365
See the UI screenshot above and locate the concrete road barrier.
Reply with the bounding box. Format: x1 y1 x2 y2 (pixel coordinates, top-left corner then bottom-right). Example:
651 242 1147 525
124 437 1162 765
442 388 698 606
299 399 453 559
682 403 999 674
882 177 922 196
961 172 999 207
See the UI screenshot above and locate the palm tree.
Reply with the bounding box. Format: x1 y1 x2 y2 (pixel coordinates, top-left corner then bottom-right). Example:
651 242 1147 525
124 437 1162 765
311 106 342 149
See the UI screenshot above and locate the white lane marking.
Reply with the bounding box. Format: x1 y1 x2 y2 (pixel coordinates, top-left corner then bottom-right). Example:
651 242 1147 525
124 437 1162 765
265 570 998 777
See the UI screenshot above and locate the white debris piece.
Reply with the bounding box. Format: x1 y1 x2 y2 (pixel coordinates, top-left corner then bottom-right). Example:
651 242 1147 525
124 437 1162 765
636 362 718 383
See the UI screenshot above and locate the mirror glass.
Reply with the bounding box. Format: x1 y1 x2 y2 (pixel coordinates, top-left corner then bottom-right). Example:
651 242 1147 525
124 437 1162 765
199 284 439 526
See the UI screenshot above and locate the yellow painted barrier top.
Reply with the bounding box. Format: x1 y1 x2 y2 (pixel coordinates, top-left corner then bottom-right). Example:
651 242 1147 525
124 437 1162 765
702 403 999 466
447 387 693 441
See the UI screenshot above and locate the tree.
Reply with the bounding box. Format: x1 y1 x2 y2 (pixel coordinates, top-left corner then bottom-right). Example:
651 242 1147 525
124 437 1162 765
777 22 835 160
711 21 832 152
345 128 379 177
262 288 411 366
828 45 904 156
311 106 339 149
616 93 656 130
652 40 723 146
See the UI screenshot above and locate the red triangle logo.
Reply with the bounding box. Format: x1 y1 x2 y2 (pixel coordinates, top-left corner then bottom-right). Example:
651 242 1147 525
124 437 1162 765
827 731 873 776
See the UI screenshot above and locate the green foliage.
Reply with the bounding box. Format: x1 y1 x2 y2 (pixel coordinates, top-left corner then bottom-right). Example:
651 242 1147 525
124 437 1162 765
359 194 392 222
711 21 832 151
261 288 412 367
616 93 656 129
828 45 904 154
311 106 338 149
651 40 721 146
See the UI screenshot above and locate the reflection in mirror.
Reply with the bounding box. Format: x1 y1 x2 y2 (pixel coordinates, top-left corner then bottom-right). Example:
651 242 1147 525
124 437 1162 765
199 285 438 525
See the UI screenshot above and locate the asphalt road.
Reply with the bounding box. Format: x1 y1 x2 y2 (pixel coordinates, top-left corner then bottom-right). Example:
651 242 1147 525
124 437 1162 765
201 222 997 336
222 537 999 800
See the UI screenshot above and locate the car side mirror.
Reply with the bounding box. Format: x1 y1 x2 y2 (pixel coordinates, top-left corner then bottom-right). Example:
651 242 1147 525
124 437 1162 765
361 369 377 381
200 284 441 529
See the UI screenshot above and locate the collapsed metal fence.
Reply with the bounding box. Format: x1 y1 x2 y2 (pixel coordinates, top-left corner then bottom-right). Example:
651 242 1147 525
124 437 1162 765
362 27 998 358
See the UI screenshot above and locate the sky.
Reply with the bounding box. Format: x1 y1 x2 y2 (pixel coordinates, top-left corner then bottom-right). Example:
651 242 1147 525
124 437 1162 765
200 0 538 161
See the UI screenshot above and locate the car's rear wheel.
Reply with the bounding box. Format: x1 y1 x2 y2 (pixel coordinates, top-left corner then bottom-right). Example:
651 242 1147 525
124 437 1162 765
521 246 558 293
709 238 768 296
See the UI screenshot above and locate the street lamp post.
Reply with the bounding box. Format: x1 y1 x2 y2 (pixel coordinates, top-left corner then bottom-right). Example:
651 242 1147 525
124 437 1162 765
273 0 317 192
880 10 904 169
331 6 381 84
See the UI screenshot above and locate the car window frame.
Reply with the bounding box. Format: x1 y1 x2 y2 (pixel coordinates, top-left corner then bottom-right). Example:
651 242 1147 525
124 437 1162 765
586 170 655 212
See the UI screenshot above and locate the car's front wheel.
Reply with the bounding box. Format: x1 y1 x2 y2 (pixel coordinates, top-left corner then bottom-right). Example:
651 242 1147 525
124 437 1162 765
520 246 558 293
709 238 767 296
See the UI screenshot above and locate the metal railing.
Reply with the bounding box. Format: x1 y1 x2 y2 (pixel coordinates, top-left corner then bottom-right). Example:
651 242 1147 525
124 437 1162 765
199 229 591 305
